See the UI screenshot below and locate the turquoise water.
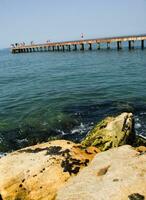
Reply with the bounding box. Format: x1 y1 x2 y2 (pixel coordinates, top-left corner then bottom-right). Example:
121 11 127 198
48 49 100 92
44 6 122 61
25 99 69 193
0 46 146 152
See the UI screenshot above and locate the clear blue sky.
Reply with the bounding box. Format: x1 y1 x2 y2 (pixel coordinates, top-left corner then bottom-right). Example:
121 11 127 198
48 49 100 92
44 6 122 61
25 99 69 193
0 0 146 48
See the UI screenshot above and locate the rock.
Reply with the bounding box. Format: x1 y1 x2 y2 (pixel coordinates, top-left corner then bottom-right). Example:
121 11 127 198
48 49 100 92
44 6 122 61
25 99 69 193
134 135 146 147
136 146 146 153
56 145 146 200
82 112 134 151
0 140 98 200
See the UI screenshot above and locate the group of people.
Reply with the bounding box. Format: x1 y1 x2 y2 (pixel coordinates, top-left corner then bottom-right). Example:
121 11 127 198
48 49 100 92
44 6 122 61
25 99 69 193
11 42 26 48
11 34 84 48
10 41 34 48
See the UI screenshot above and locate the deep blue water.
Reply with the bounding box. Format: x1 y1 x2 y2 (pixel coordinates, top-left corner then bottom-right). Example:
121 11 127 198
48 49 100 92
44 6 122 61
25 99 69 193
0 46 146 153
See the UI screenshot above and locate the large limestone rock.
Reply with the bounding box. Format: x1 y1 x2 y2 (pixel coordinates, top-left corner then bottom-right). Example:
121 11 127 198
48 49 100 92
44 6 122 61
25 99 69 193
56 145 146 200
82 112 134 151
0 140 99 200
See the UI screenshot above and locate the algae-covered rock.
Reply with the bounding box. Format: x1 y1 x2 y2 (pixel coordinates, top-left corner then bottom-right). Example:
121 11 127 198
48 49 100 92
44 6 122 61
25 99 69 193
134 135 146 147
56 145 146 200
82 113 134 151
0 140 98 200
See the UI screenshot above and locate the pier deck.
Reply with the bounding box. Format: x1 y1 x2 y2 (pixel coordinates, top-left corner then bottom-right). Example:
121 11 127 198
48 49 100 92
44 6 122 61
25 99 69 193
11 34 146 53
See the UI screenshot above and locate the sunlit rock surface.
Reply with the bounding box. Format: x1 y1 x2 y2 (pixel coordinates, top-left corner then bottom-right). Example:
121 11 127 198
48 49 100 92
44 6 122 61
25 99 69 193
0 140 98 200
56 145 146 200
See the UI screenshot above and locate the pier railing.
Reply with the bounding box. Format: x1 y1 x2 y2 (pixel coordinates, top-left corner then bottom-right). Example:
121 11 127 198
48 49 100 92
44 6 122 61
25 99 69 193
11 34 146 53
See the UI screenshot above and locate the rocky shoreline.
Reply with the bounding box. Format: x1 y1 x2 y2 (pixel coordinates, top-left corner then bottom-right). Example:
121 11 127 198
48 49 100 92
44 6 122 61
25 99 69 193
0 112 146 200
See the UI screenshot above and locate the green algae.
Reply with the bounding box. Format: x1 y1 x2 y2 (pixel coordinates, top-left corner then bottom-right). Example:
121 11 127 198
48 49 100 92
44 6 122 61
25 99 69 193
82 114 134 151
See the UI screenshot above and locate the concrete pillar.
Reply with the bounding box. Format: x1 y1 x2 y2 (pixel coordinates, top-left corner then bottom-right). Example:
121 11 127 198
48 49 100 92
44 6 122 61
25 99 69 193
141 40 144 49
89 43 92 50
52 46 55 51
128 41 131 50
62 45 65 51
129 40 134 50
80 43 84 51
57 46 60 51
97 43 100 50
68 45 71 51
74 44 77 51
117 41 122 50
107 42 110 49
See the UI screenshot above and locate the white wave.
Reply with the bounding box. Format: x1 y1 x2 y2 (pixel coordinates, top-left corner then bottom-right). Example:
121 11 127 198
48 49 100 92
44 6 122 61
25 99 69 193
135 122 142 129
0 152 7 158
17 138 28 144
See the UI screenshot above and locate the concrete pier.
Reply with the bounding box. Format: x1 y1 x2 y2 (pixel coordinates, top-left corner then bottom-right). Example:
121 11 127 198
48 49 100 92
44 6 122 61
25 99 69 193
11 34 146 53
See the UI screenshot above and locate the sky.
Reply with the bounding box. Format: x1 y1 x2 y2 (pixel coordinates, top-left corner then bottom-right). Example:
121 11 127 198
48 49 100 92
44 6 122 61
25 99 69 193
0 0 146 48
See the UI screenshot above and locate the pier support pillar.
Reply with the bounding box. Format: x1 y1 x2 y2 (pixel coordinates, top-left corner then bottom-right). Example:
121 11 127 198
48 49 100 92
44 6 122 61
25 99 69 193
88 43 92 50
52 46 55 51
68 45 71 51
107 42 110 49
129 40 134 50
141 40 144 49
117 41 122 50
74 44 77 51
97 43 100 50
80 43 84 51
57 46 60 51
62 45 65 51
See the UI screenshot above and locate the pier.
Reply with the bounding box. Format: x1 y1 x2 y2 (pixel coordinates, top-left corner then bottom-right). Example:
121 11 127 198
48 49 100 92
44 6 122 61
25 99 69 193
11 34 146 53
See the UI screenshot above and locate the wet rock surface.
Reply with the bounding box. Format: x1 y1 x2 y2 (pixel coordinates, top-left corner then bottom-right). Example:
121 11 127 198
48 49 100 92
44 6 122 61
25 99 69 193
82 112 134 151
128 193 145 200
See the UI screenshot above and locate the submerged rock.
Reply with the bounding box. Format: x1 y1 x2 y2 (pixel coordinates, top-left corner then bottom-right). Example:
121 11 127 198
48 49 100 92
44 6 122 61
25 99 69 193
0 140 98 200
82 112 134 151
56 145 146 200
134 135 146 147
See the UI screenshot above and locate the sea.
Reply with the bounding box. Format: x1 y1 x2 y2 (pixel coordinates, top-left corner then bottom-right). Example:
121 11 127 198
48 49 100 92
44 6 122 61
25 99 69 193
0 42 146 154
